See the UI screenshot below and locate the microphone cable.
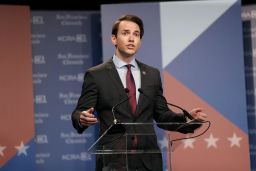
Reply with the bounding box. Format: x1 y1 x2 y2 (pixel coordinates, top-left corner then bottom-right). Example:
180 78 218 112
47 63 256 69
138 88 211 143
170 120 211 144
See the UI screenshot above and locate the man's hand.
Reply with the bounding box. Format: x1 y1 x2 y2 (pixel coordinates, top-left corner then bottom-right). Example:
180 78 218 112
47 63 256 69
189 108 207 121
79 107 98 126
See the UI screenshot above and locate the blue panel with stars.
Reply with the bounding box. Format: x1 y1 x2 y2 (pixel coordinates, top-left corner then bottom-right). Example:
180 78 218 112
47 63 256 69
1 140 35 171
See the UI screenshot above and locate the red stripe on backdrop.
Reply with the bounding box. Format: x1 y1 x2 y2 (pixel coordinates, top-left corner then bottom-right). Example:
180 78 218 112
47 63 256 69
0 5 34 167
163 71 250 171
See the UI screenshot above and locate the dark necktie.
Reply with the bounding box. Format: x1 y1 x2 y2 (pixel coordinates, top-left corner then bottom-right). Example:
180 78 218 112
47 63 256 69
126 64 138 150
126 64 137 115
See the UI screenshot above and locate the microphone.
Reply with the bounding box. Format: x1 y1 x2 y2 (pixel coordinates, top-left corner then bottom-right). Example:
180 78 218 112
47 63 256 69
166 101 194 120
111 88 130 124
138 88 193 119
124 88 129 94
138 88 203 133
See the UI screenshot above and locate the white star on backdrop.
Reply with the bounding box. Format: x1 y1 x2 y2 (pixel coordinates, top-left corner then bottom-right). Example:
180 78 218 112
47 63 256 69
204 133 219 148
183 138 196 149
0 145 6 157
15 141 29 156
227 132 242 148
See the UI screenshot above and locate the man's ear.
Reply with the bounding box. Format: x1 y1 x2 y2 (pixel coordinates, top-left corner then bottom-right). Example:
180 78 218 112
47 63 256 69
111 35 117 46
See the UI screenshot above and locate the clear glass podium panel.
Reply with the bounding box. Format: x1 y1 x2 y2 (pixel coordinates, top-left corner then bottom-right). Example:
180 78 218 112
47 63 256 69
87 121 208 171
88 121 206 154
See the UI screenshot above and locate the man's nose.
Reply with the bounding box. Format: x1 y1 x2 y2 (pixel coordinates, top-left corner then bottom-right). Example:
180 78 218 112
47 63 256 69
128 35 135 41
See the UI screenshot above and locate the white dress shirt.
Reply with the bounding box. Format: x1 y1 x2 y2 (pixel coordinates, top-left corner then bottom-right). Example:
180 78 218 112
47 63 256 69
112 55 141 103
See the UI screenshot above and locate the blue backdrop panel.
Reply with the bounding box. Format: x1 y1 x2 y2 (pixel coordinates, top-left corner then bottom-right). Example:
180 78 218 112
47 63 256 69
242 5 256 170
31 11 101 171
164 0 247 133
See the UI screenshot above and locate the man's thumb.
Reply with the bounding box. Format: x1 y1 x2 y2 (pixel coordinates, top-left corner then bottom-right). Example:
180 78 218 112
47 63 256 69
88 107 94 113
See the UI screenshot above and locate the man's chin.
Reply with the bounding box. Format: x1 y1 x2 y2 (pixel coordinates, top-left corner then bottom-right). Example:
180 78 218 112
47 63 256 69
125 51 136 57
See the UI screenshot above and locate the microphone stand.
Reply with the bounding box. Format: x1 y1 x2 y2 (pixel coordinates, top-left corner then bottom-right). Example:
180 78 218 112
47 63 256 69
111 89 130 124
88 90 130 152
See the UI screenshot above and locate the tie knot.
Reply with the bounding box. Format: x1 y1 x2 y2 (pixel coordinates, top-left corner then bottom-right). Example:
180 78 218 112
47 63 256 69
126 64 132 70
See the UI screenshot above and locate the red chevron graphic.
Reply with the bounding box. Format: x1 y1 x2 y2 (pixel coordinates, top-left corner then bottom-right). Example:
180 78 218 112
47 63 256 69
163 71 250 171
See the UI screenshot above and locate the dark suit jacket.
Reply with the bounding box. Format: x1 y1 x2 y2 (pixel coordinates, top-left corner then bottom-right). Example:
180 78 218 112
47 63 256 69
72 59 186 171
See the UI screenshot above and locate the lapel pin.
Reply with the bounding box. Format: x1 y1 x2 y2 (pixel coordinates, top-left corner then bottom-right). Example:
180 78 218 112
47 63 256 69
142 71 146 75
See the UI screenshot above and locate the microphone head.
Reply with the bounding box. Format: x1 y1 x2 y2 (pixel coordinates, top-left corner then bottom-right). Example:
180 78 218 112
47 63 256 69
183 110 194 120
125 88 129 93
138 88 143 93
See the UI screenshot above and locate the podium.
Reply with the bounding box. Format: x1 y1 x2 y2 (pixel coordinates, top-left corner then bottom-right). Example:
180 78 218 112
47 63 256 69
87 121 207 171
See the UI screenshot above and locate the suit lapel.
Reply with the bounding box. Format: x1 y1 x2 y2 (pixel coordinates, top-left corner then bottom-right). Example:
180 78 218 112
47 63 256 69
106 59 125 93
136 61 148 115
106 59 133 116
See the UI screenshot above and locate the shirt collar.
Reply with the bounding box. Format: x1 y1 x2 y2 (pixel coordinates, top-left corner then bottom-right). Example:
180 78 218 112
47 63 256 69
112 54 138 69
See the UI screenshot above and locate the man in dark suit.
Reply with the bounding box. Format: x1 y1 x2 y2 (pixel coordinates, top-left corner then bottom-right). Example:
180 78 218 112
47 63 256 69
72 14 207 171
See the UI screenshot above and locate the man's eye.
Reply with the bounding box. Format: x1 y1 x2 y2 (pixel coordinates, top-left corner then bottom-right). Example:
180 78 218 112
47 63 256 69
134 33 140 37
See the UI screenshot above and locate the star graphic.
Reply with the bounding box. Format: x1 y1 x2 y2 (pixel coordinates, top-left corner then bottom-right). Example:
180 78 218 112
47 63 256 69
0 145 7 157
158 136 169 149
182 138 196 149
15 141 29 156
227 132 242 148
204 133 219 148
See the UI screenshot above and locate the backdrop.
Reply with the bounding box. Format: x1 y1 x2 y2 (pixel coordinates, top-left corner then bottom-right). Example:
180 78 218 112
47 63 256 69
31 11 101 171
0 1 254 171
101 0 250 170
